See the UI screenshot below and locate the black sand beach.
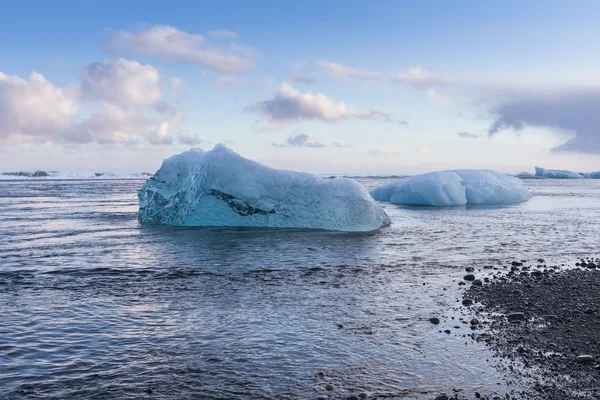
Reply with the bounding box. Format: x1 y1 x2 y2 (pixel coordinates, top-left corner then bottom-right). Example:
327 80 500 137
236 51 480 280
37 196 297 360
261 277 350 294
454 258 600 400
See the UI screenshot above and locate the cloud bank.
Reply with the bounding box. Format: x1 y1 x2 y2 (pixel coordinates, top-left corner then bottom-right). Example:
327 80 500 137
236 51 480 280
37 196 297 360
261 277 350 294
488 89 600 154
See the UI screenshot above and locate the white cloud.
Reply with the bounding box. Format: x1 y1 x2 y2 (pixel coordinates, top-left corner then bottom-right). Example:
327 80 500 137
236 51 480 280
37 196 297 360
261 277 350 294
1 59 180 147
271 132 353 149
488 89 600 154
0 71 81 142
316 61 452 88
178 131 202 146
105 25 254 73
457 131 481 139
271 133 324 148
417 145 429 154
81 58 167 111
427 88 453 106
207 29 239 39
148 121 173 145
246 83 394 129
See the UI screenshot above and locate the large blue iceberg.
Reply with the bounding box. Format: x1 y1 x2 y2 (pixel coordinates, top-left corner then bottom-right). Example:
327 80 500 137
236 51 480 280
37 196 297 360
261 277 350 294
138 144 390 231
370 170 532 207
534 166 584 179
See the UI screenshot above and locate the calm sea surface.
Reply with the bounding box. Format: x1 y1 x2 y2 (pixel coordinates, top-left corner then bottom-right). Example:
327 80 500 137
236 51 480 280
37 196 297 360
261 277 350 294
1 178 599 399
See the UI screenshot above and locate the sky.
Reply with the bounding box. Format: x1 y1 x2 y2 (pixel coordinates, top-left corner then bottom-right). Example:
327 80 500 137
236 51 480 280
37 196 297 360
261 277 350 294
1 0 600 174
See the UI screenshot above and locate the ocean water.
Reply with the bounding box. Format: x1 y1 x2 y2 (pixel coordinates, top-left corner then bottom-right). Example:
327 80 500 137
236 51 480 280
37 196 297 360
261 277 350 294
1 177 599 399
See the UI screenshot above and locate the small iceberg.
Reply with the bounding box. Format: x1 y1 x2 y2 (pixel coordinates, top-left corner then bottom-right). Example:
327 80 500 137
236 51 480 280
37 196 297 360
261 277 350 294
370 169 532 207
534 166 584 179
138 144 390 232
583 171 600 179
515 171 538 179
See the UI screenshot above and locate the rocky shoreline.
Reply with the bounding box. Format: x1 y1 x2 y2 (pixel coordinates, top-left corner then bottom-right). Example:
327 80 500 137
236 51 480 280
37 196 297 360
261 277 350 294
444 258 600 400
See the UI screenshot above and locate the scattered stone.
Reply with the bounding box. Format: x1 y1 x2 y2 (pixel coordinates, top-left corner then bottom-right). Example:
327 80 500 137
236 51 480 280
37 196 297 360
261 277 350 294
464 274 475 281
434 394 449 400
465 267 475 272
429 317 440 325
462 260 600 400
470 318 479 326
325 383 334 391
462 299 473 306
472 279 483 286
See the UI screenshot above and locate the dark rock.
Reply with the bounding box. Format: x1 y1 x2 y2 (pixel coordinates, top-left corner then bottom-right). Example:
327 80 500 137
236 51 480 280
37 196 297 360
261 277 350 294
462 299 473 306
464 274 475 281
576 355 594 364
465 267 475 272
512 261 523 267
325 383 335 391
472 279 483 286
470 318 479 326
434 395 449 400
346 396 360 400
429 317 440 325
144 388 153 394
507 312 525 322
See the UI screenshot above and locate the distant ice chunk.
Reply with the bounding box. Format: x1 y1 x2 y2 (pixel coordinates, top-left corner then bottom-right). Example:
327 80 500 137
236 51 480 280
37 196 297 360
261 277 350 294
370 170 532 207
515 171 537 179
138 144 390 231
583 171 600 179
534 166 584 179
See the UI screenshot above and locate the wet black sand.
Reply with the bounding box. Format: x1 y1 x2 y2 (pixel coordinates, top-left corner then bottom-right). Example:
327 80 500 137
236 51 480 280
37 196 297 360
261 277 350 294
458 258 600 400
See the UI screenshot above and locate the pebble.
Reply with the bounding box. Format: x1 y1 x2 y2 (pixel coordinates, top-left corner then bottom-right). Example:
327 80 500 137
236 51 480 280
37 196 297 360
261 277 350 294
434 395 449 400
462 299 473 306
472 279 483 286
470 318 479 326
325 383 335 391
429 317 440 325
576 355 594 364
465 267 475 272
464 274 476 281
507 312 525 322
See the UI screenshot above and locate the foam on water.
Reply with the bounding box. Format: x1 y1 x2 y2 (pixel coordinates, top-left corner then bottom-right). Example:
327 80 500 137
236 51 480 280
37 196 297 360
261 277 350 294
0 171 152 180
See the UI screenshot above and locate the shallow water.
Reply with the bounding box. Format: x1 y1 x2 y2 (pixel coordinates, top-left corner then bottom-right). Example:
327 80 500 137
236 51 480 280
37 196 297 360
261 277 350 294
1 178 599 399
